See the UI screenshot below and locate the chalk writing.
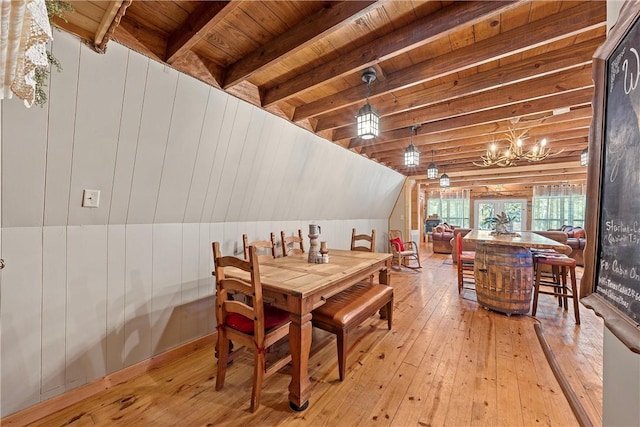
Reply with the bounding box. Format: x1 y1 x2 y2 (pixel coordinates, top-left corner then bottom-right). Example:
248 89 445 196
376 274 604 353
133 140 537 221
623 47 640 94
602 219 640 244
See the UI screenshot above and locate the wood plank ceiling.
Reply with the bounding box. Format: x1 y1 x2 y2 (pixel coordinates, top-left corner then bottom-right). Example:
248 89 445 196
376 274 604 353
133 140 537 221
52 0 606 194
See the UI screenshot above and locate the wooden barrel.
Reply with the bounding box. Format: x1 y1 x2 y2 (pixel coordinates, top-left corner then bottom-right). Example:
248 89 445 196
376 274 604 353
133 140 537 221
474 243 534 315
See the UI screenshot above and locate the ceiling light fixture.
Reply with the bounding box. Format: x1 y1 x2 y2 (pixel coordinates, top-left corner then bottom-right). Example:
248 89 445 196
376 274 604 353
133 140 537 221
356 68 379 140
439 172 450 188
580 148 588 166
427 150 438 179
404 125 420 167
474 120 563 167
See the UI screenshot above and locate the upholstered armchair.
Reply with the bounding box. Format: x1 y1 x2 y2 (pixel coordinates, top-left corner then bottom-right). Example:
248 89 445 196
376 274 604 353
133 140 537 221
432 224 455 254
547 225 586 266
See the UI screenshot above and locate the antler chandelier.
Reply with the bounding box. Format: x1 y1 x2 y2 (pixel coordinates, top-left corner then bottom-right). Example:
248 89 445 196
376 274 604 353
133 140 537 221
474 123 563 167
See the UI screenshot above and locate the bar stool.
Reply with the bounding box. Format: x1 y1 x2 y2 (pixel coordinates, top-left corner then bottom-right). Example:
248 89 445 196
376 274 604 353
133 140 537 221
532 254 580 324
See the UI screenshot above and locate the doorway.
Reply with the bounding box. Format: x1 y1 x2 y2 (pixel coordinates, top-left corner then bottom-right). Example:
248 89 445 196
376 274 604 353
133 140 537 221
474 199 526 231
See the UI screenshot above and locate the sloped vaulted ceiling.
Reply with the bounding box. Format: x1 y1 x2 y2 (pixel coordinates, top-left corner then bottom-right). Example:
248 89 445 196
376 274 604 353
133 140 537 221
52 0 606 192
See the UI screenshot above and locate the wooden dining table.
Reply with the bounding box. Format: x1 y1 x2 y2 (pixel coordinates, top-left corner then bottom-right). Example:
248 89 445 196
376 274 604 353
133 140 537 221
463 230 568 315
224 249 392 411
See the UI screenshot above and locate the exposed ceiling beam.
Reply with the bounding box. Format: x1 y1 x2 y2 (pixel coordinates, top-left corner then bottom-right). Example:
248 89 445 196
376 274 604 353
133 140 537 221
375 139 588 167
222 1 380 89
170 51 224 88
261 0 520 107
405 154 586 176
420 173 587 189
93 1 124 47
325 36 602 135
360 116 593 159
368 124 591 159
428 160 584 178
112 18 164 61
332 66 593 141
293 1 605 122
345 88 594 148
415 161 588 187
166 1 240 64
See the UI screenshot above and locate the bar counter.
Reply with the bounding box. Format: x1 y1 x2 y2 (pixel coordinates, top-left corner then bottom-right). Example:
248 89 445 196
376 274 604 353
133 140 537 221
463 230 567 315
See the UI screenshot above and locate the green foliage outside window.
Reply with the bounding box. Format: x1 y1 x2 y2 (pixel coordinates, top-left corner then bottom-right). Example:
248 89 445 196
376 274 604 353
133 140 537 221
531 194 586 230
427 197 470 228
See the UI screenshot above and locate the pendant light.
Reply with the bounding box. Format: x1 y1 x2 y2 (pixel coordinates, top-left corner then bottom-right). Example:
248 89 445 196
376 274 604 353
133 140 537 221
427 150 438 179
404 126 420 167
439 172 450 188
580 148 588 166
356 68 379 140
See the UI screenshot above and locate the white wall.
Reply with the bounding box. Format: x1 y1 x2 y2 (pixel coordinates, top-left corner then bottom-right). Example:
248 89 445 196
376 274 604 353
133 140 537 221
0 31 404 416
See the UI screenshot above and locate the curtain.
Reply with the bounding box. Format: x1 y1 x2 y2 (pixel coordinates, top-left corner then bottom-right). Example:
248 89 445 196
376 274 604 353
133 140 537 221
532 184 586 197
427 189 471 227
0 0 52 107
531 184 587 230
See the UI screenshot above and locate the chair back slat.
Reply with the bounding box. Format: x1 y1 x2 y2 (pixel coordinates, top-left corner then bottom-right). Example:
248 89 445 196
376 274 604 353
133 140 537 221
281 230 305 256
243 233 276 263
351 228 376 252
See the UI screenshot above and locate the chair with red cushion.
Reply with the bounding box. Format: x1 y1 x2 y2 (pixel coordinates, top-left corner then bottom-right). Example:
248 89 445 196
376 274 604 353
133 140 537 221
389 229 421 270
531 253 580 325
212 242 292 412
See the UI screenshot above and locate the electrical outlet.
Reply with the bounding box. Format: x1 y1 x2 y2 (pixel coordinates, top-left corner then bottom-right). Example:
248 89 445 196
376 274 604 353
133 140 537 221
82 189 100 208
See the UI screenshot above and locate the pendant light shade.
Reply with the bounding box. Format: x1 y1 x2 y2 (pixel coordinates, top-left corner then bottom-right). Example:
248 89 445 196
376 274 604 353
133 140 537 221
427 150 438 179
404 126 420 167
439 173 450 188
580 148 588 166
356 68 379 140
356 103 379 140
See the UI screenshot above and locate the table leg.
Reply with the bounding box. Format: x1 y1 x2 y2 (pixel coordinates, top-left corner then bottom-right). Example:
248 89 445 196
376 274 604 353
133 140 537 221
288 312 312 411
379 266 390 286
378 267 391 319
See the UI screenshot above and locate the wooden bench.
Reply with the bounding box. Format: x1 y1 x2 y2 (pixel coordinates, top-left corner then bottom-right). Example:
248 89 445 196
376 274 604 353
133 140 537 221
312 282 393 380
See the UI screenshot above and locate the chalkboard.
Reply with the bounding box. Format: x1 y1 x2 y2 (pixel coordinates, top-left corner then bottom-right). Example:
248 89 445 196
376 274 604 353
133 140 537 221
595 8 640 325
582 1 640 351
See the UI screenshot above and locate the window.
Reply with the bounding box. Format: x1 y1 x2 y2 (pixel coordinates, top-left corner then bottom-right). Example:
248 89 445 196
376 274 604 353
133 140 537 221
427 190 470 227
531 185 586 230
475 199 526 231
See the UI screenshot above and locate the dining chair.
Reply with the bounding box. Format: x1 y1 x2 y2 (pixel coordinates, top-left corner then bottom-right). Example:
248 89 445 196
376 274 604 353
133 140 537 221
351 228 376 285
242 233 277 262
455 232 475 294
212 242 292 412
388 229 421 269
350 228 376 252
532 253 580 324
280 230 305 257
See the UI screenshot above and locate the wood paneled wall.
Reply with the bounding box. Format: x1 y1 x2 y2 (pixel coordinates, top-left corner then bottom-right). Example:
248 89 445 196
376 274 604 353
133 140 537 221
0 31 404 417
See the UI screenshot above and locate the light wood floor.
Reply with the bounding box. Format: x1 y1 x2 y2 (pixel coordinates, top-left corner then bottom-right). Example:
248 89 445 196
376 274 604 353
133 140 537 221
26 242 603 426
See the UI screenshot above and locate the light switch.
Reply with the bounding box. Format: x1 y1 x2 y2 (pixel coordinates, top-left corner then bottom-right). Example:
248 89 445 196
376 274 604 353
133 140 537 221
82 189 100 208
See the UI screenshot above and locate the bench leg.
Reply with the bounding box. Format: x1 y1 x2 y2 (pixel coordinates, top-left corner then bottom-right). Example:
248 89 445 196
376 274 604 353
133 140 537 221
386 297 393 330
337 331 347 381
